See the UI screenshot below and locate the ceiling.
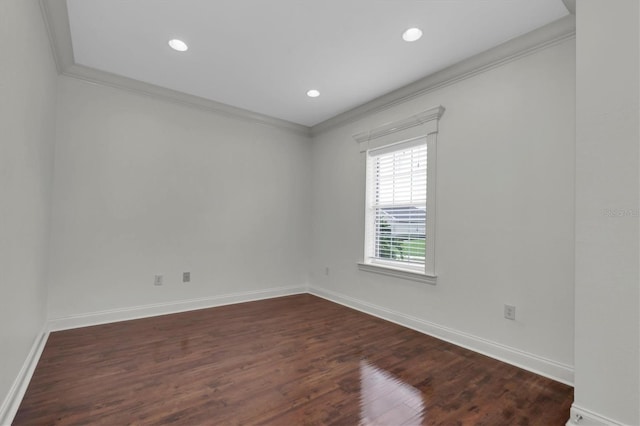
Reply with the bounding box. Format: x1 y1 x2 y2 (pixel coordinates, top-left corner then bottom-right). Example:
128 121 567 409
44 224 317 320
62 0 570 128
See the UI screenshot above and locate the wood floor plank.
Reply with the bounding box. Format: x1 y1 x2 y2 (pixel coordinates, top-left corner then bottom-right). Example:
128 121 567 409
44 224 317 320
14 294 573 425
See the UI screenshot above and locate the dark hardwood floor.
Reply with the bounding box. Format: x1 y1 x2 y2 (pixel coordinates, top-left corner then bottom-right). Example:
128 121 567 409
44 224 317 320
14 294 572 425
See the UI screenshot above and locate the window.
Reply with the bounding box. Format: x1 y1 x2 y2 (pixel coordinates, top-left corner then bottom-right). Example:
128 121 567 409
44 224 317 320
354 106 443 283
365 139 427 270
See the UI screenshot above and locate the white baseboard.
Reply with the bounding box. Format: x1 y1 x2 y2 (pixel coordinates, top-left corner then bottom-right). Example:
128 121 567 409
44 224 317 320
48 285 307 331
308 285 574 386
0 327 49 426
5 285 576 426
1 286 306 425
566 404 624 426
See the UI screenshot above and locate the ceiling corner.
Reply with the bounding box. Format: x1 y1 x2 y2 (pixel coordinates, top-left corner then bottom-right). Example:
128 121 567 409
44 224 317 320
561 0 576 15
39 0 75 74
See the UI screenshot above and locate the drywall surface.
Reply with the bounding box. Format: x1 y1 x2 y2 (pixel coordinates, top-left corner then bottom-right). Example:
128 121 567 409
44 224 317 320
0 0 57 413
574 0 640 424
310 39 576 378
48 77 311 319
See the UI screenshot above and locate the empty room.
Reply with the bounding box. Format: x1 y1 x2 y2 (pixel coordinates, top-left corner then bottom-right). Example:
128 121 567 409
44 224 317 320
1 0 639 425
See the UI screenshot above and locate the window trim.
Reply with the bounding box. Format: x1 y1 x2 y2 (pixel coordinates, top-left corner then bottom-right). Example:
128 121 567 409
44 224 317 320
357 262 437 285
355 105 444 283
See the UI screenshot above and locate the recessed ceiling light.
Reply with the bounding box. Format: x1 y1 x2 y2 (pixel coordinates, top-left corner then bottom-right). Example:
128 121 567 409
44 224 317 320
168 39 188 52
306 89 320 98
402 28 423 42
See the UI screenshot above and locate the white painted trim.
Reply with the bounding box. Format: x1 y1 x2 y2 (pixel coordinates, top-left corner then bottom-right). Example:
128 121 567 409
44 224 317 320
38 0 73 74
308 286 574 386
60 66 311 137
48 285 307 332
562 0 576 15
311 16 576 135
0 327 49 426
39 0 575 138
357 263 437 285
353 106 444 147
1 287 305 424
359 106 442 277
38 1 310 137
2 287 577 426
425 130 438 276
567 404 625 426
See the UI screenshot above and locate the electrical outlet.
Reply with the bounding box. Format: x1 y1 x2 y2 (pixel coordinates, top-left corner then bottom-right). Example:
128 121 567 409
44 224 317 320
325 267 330 276
154 275 163 286
504 304 516 320
183 272 190 283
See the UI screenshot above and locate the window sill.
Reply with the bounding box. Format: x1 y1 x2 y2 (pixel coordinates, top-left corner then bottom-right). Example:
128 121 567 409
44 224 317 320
357 262 437 285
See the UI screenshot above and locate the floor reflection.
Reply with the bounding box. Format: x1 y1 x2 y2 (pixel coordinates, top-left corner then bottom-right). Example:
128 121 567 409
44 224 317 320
359 360 425 425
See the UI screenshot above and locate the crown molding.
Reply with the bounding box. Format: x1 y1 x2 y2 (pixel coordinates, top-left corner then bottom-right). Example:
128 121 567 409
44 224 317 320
40 1 574 139
39 0 311 137
39 0 73 74
311 15 576 136
61 64 311 136
562 0 576 15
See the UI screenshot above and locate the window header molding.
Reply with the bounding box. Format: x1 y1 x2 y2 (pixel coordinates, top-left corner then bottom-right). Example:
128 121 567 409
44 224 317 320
353 106 445 153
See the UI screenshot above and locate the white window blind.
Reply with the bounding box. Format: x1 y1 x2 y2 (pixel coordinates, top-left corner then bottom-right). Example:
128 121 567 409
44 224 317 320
366 138 427 269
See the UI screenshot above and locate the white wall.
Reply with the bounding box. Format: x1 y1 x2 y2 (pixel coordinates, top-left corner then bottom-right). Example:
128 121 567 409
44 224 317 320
310 39 576 381
48 77 311 319
11 3 640 423
0 0 57 414
573 1 640 424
